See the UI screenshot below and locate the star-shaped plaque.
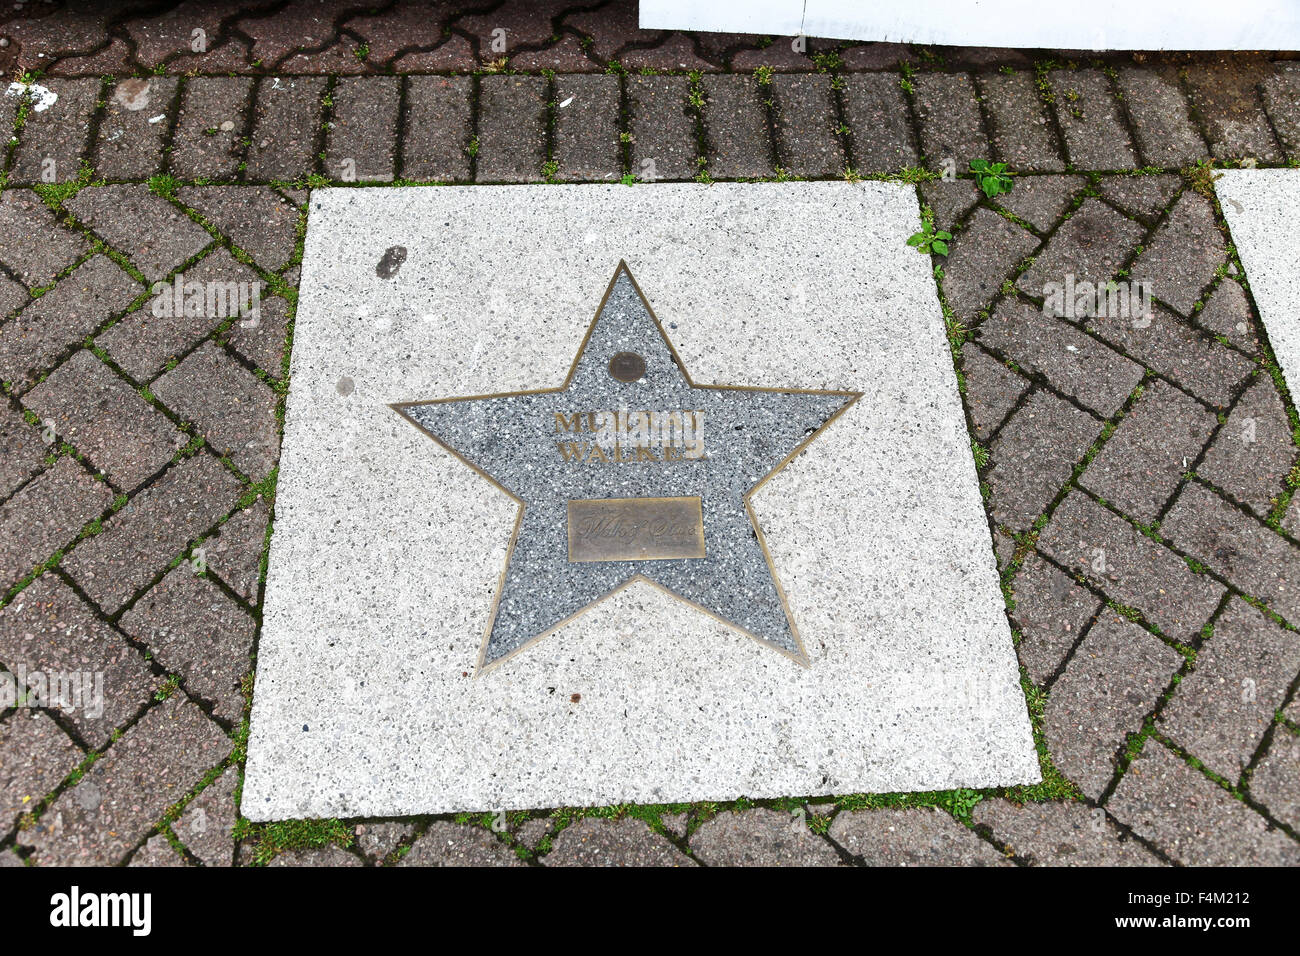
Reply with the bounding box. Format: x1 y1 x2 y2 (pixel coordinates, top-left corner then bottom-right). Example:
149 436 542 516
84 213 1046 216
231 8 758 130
393 264 859 674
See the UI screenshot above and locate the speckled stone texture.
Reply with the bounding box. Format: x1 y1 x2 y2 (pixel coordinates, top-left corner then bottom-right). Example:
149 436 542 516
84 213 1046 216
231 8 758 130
243 181 1038 820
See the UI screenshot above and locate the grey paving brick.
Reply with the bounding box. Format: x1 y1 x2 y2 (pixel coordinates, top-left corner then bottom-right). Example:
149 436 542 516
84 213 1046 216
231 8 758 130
974 798 1162 865
0 275 25 319
994 175 1085 231
1096 173 1182 224
1262 66 1300 164
840 72 917 175
1185 61 1282 163
398 821 523 866
65 185 212 282
168 76 254 180
1048 69 1136 169
942 208 1039 321
356 821 416 864
62 453 241 614
0 712 82 829
19 693 229 866
1038 491 1225 640
701 75 774 180
268 845 364 867
625 75 696 182
0 574 156 747
176 186 299 272
96 249 262 382
542 817 693 866
979 299 1144 417
9 78 101 184
1163 482 1300 624
93 77 178 180
173 764 238 867
1250 732 1300 830
1045 610 1184 797
771 74 844 178
1285 495 1300 541
0 189 90 289
23 350 182 493
0 404 44 498
203 499 268 605
0 457 112 591
0 256 139 393
224 294 290 377
911 72 987 172
1131 191 1227 316
152 342 279 480
128 833 187 867
326 77 400 183
693 808 841 866
1198 377 1294 518
476 75 547 183
554 74 622 182
244 76 327 182
401 75 472 182
986 390 1102 531
829 808 1007 866
1010 551 1102 685
980 71 1064 172
961 344 1028 440
118 565 253 723
1107 739 1299 866
1079 380 1217 523
1161 597 1300 782
1017 199 1146 299
1089 303 1254 410
1116 69 1207 168
1197 279 1261 357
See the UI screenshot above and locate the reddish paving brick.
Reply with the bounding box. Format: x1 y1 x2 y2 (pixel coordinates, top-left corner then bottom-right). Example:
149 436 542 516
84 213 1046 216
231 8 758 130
701 75 775 180
19 693 229 867
626 75 696 182
0 574 157 747
994 176 1084 232
9 78 101 185
22 350 182 493
326 77 400 183
65 185 213 282
1261 65 1300 163
0 256 140 392
202 500 269 605
1079 380 1217 523
0 189 90 289
128 834 187 867
979 299 1144 418
1250 732 1300 830
1107 739 1299 866
542 817 693 866
0 405 45 499
911 72 986 172
1010 552 1103 686
62 453 242 615
1162 482 1300 625
918 179 980 233
1184 59 1282 163
342 0 460 66
173 764 239 866
476 75 548 183
1116 69 1207 168
177 187 300 272
401 75 473 182
224 294 291 377
1048 69 1136 170
1016 199 1145 299
941 208 1038 321
1038 491 1225 641
1131 191 1227 316
980 71 1065 172
0 457 113 592
694 808 842 866
1096 174 1181 224
553 74 622 182
0 712 82 830
960 344 1028 440
840 72 918 175
986 390 1101 531
974 799 1162 865
829 809 1005 866
93 77 178 180
398 821 523 867
1197 377 1295 518
1045 610 1184 797
244 76 327 183
770 74 844 178
118 565 254 723
1197 278 1261 357
151 342 280 480
1161 598 1300 783
168 76 255 180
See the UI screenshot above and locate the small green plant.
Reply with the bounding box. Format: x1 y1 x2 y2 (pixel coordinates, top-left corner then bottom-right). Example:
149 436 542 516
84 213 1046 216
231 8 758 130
906 221 952 256
970 159 1013 198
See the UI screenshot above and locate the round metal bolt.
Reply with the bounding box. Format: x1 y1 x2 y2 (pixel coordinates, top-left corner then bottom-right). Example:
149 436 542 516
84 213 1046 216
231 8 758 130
608 351 645 383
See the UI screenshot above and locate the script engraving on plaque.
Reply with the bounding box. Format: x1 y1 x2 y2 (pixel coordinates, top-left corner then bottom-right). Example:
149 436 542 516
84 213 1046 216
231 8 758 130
567 496 706 563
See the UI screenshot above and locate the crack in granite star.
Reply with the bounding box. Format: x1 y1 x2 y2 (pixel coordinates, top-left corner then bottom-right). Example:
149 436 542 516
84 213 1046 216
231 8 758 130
392 263 860 674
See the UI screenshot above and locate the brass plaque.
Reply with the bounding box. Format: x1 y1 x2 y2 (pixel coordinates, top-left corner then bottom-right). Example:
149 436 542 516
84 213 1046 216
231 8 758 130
567 496 705 563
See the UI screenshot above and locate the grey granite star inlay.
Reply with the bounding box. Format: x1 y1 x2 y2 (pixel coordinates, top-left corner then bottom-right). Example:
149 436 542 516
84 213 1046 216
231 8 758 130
392 264 859 673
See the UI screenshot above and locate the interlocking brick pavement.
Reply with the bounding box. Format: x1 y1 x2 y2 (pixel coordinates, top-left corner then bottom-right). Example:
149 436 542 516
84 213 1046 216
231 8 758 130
1 1 1298 868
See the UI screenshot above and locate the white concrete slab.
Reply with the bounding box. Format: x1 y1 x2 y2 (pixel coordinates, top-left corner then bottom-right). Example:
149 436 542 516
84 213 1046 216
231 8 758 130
1218 170 1300 397
242 181 1040 820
